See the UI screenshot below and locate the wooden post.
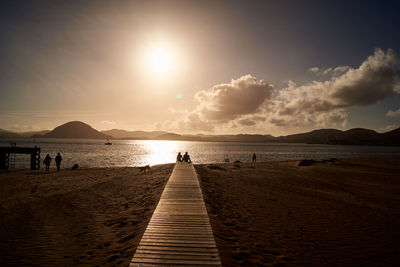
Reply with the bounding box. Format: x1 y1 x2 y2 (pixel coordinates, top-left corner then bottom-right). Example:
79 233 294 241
0 152 8 170
0 147 41 170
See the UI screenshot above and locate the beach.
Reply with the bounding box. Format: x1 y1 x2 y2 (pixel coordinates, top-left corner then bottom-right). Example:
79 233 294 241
196 157 400 266
0 165 173 266
0 158 399 266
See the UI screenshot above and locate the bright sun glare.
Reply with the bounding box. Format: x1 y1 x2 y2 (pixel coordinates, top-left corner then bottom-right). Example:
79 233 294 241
136 40 183 82
145 44 175 77
150 47 170 73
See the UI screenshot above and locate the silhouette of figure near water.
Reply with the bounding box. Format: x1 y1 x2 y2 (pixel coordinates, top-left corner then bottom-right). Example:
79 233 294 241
43 154 52 171
177 152 183 162
252 153 256 162
55 152 62 172
182 152 191 163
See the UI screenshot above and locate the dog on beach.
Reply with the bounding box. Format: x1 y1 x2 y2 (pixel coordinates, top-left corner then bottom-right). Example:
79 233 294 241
138 165 151 173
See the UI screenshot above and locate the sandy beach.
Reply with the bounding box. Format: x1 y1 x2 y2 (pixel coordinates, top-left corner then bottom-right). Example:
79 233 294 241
196 157 400 266
1 158 400 266
0 165 173 266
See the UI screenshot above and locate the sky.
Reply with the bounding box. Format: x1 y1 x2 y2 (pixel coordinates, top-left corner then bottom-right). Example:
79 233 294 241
0 0 400 136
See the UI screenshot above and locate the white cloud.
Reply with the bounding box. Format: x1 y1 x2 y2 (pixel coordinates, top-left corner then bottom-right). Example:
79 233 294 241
161 49 400 133
194 74 275 121
387 108 400 117
272 48 400 127
308 66 350 77
100 120 117 126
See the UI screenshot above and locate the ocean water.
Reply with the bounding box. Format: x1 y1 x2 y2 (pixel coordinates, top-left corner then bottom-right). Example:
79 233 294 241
1 138 400 169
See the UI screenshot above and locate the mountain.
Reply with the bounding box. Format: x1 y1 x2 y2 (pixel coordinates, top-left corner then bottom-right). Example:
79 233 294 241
39 121 112 139
1 121 399 145
0 128 21 139
381 127 400 145
20 130 51 138
275 128 397 145
102 129 167 139
156 133 186 140
205 134 274 142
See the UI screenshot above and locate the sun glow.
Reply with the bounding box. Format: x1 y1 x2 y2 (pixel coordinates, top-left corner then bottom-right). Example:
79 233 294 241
150 47 170 74
133 38 185 83
144 43 177 78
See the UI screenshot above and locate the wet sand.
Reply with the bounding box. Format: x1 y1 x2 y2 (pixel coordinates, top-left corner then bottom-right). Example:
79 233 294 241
196 157 400 266
0 165 173 266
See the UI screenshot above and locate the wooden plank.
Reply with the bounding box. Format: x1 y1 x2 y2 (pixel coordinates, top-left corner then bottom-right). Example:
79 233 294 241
136 245 219 253
136 249 219 256
130 162 221 266
133 253 220 261
131 257 221 265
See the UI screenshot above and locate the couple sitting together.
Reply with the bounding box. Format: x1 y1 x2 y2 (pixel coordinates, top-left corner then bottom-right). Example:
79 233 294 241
177 152 191 163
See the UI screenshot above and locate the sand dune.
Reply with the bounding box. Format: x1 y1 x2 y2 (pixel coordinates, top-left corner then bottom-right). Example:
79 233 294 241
196 158 400 266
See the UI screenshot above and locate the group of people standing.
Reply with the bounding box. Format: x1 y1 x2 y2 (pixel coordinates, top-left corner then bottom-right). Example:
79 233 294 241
43 152 63 172
176 152 191 163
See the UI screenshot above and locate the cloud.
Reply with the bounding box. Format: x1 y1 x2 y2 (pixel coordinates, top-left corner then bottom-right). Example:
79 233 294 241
387 108 400 117
331 49 399 106
161 49 400 133
100 120 117 126
158 75 274 133
237 118 257 126
194 75 275 121
274 48 400 123
308 66 350 77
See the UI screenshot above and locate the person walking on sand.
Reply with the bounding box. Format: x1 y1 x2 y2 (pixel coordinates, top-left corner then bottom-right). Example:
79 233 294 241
177 152 183 162
55 152 62 172
252 153 256 163
43 154 52 172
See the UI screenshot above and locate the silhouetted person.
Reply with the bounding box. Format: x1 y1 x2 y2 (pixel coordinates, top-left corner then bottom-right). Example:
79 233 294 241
252 153 256 162
55 152 62 172
43 154 52 171
182 152 191 163
177 152 183 162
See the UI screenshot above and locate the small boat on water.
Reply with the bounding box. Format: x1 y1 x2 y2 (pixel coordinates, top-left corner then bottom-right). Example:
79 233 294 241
105 140 112 145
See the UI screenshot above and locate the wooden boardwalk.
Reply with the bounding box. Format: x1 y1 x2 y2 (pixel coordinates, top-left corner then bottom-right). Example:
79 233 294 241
130 162 221 266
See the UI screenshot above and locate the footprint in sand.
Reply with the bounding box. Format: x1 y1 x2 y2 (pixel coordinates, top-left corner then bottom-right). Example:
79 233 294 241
118 233 135 243
107 255 119 262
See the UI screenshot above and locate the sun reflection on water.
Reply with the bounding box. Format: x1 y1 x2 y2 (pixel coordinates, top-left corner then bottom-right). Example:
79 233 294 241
142 140 180 166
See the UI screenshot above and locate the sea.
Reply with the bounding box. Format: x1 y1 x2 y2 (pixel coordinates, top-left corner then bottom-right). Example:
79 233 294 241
1 138 400 169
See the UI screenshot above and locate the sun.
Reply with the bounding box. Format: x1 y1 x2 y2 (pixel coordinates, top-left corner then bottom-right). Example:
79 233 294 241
146 44 175 77
134 40 183 82
150 47 170 74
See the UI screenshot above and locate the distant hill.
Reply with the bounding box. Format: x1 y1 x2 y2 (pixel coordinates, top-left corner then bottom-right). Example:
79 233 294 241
102 129 167 139
0 128 21 139
1 121 399 145
156 133 188 140
39 121 112 139
20 130 51 138
205 134 274 142
275 128 399 145
381 127 400 145
276 129 341 143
